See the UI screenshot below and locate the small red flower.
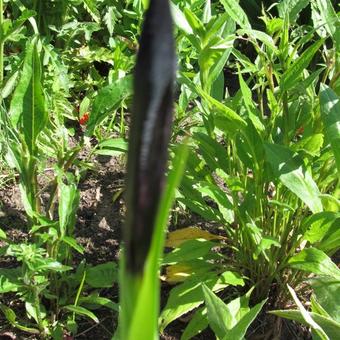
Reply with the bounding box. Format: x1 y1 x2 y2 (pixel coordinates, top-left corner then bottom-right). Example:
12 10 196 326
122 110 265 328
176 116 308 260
79 112 89 125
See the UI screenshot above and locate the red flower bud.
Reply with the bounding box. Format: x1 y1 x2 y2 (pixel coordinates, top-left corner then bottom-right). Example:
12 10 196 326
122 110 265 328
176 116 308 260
79 112 89 125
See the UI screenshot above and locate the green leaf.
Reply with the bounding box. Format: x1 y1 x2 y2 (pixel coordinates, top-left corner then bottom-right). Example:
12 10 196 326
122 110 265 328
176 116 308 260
220 0 251 29
37 260 72 272
86 76 132 136
202 284 230 338
287 285 329 340
277 0 310 22
319 84 340 173
311 277 340 323
79 295 119 312
0 228 6 240
3 10 36 42
0 267 21 293
0 303 40 334
225 299 267 340
302 212 339 244
86 262 117 288
203 285 266 339
104 6 119 36
237 29 278 54
187 83 246 131
181 307 208 340
160 270 244 331
94 138 128 156
58 182 80 237
83 0 100 23
63 305 99 323
313 0 339 38
264 143 322 213
270 309 340 339
9 38 47 154
319 218 340 252
281 39 324 92
170 3 193 35
62 236 84 254
183 9 204 36
291 133 324 157
163 239 217 265
288 248 340 280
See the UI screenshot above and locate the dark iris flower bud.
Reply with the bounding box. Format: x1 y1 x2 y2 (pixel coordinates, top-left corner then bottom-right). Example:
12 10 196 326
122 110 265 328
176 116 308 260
124 0 175 274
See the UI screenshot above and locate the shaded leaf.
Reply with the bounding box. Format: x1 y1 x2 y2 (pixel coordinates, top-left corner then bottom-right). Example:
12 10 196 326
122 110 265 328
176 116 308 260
265 143 322 213
319 84 340 173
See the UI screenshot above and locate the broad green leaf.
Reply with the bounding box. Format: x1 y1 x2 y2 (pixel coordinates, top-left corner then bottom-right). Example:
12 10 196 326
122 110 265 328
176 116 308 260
58 182 80 237
170 3 193 35
184 9 204 36
9 38 47 153
264 143 322 213
270 310 340 339
62 236 84 254
37 260 72 272
202 284 230 338
281 39 324 92
63 305 99 323
94 138 128 156
0 267 21 293
179 76 246 131
181 307 208 340
319 84 340 173
312 278 340 323
277 0 310 22
238 71 265 133
313 0 339 38
287 285 329 340
319 219 340 252
237 29 277 53
160 270 244 331
163 239 217 265
86 262 117 288
79 295 119 312
302 212 339 244
220 0 251 29
291 133 324 157
203 285 266 339
86 75 132 136
225 299 267 340
288 248 340 280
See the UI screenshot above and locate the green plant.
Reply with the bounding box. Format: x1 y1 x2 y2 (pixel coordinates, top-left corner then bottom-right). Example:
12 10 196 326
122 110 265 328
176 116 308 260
160 0 339 337
271 275 340 340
